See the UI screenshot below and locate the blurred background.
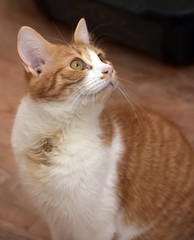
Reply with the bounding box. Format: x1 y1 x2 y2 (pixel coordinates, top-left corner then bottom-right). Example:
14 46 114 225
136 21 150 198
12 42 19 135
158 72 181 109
0 0 194 239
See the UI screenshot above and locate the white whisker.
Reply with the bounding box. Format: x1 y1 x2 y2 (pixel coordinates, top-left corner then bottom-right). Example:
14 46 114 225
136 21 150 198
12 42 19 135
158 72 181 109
119 82 148 116
118 86 145 129
51 20 72 48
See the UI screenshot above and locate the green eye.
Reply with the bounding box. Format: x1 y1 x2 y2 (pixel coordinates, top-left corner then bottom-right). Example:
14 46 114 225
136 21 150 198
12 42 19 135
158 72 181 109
70 59 85 71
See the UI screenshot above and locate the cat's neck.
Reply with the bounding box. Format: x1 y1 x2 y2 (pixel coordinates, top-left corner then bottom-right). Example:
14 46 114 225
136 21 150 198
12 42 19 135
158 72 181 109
23 94 104 132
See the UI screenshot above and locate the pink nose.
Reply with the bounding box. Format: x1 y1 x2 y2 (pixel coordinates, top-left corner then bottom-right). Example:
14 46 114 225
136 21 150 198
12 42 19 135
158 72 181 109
102 65 113 78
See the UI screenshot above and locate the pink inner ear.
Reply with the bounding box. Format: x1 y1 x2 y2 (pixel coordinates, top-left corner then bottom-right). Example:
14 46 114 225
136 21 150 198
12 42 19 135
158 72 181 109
74 18 90 44
17 27 52 76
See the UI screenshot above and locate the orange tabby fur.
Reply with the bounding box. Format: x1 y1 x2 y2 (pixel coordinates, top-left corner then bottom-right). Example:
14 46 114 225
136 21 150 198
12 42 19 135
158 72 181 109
103 104 194 239
13 19 194 240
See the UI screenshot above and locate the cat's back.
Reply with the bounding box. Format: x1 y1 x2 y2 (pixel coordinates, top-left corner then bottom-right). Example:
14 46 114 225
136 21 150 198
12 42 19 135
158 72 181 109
103 103 194 240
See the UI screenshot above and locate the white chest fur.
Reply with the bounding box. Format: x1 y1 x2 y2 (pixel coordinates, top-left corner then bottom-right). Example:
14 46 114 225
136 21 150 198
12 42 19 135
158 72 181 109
12 96 125 240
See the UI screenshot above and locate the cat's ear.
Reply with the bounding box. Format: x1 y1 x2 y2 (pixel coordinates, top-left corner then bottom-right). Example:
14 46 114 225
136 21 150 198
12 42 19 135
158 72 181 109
17 26 53 77
74 18 90 44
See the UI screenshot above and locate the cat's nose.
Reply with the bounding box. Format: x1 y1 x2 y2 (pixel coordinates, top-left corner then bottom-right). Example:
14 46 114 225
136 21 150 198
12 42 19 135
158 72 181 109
102 65 113 78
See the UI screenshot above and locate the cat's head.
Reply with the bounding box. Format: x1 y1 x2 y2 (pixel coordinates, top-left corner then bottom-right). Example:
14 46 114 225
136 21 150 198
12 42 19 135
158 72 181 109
17 19 118 109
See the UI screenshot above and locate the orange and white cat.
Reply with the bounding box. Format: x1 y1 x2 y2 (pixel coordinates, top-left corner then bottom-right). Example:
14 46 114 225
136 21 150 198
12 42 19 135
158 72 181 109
12 18 194 240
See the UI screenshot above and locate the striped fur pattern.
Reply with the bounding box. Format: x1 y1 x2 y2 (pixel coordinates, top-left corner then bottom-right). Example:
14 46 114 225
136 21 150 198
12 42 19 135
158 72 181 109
12 19 194 240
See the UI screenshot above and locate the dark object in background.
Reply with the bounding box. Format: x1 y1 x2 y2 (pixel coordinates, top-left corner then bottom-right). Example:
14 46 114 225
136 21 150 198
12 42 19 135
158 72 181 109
35 0 194 65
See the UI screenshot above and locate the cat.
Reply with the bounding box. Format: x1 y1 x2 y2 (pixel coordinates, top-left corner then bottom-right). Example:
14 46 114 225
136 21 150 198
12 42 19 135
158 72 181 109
11 18 194 240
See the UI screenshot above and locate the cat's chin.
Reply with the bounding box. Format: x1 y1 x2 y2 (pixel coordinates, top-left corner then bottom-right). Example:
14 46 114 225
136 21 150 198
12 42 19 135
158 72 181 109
78 83 114 107
94 82 115 103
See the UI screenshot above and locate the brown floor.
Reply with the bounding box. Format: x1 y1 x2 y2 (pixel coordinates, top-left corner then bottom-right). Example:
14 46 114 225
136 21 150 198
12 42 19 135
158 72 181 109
0 0 194 239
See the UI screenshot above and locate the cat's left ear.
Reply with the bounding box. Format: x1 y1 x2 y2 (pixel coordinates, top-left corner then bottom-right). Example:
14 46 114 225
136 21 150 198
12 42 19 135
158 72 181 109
74 18 90 44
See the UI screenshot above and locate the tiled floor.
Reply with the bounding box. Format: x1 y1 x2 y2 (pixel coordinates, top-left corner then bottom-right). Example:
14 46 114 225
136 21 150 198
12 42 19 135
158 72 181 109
0 0 194 239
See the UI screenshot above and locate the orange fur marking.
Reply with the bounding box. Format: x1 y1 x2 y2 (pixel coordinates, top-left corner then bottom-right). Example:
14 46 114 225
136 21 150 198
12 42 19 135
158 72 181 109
18 23 194 240
107 104 194 239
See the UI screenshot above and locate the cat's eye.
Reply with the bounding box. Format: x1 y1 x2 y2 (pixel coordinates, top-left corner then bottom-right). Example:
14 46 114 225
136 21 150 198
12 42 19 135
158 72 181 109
70 59 86 71
98 54 107 63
